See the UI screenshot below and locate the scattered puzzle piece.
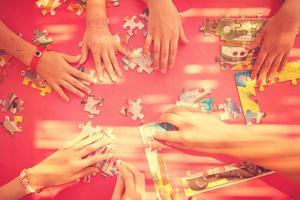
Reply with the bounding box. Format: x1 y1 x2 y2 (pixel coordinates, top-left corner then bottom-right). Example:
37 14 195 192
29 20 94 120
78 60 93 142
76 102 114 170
32 29 53 47
1 116 22 135
22 70 52 96
0 93 24 114
67 0 86 16
123 16 144 36
122 48 153 74
120 98 144 121
81 95 104 117
217 97 242 121
36 0 66 16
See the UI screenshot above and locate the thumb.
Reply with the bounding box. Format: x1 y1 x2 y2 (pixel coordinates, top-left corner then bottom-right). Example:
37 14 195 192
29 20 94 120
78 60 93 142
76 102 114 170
62 53 81 63
179 23 189 43
79 43 88 64
247 31 264 50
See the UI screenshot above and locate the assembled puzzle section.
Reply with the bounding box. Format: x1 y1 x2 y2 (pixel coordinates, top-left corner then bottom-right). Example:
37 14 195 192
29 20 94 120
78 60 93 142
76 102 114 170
0 93 24 135
235 71 266 126
199 18 266 70
78 121 118 182
21 70 52 97
181 161 273 196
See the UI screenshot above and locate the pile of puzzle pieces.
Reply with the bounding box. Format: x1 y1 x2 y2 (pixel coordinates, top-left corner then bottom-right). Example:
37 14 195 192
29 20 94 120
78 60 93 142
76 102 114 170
0 93 24 135
200 17 266 70
122 48 153 74
78 121 118 182
176 87 242 121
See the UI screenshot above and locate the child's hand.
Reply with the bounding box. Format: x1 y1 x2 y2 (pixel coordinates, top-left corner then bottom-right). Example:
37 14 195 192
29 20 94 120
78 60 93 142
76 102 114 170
80 19 129 82
36 51 92 102
249 1 299 85
111 162 145 200
26 131 113 190
144 0 189 74
160 188 180 200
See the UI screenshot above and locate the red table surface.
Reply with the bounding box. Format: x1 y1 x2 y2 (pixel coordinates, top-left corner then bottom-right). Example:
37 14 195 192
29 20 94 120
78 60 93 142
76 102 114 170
1 0 300 199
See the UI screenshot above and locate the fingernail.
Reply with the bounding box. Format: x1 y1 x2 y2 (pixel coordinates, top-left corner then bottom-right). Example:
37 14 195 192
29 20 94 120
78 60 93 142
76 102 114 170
99 76 104 82
112 77 117 82
161 69 166 74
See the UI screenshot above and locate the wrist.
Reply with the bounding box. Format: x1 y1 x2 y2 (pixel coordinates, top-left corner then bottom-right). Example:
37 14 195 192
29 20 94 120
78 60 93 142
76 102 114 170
146 0 173 9
282 0 300 25
26 166 49 191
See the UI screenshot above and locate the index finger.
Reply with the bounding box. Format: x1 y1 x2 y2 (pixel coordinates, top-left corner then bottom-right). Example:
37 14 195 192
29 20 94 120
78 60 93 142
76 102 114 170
122 162 145 192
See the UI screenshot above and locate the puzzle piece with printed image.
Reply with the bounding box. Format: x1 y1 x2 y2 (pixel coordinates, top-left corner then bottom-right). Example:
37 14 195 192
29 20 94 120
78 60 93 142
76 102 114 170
258 61 300 91
123 16 144 36
181 161 272 196
32 29 53 47
22 70 52 96
217 45 258 70
235 71 266 126
81 95 104 118
120 98 144 121
1 116 22 135
67 0 87 16
217 97 242 121
0 93 24 114
176 87 215 113
36 0 66 16
122 48 153 74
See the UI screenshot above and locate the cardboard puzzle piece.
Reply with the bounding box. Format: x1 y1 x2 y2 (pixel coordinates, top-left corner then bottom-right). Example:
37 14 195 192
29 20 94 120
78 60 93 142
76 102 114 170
67 0 87 16
81 95 104 117
177 87 212 105
36 0 66 16
123 16 144 36
217 45 257 70
181 161 272 197
217 97 242 121
122 48 153 74
22 70 52 96
235 71 266 126
259 61 300 91
216 18 266 44
0 93 24 114
0 49 12 68
120 98 144 121
1 116 22 135
32 29 53 47
78 121 117 180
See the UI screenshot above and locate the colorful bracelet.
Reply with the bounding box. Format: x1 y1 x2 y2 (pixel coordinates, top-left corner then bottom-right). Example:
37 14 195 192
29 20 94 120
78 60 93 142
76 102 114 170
28 46 45 71
19 169 38 194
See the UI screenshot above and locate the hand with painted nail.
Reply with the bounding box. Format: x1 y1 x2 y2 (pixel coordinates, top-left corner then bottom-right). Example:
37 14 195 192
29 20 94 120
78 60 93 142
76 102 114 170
144 0 189 74
248 0 300 85
25 131 113 191
111 162 145 200
36 51 92 102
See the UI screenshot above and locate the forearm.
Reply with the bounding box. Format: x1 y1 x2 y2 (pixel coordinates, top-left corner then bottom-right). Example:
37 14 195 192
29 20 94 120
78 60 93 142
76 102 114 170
283 0 300 26
225 125 300 182
86 0 108 26
0 20 35 66
0 176 30 200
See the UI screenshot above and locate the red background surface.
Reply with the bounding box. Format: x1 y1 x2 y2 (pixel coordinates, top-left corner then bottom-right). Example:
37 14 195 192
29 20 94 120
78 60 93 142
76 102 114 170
1 0 300 199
